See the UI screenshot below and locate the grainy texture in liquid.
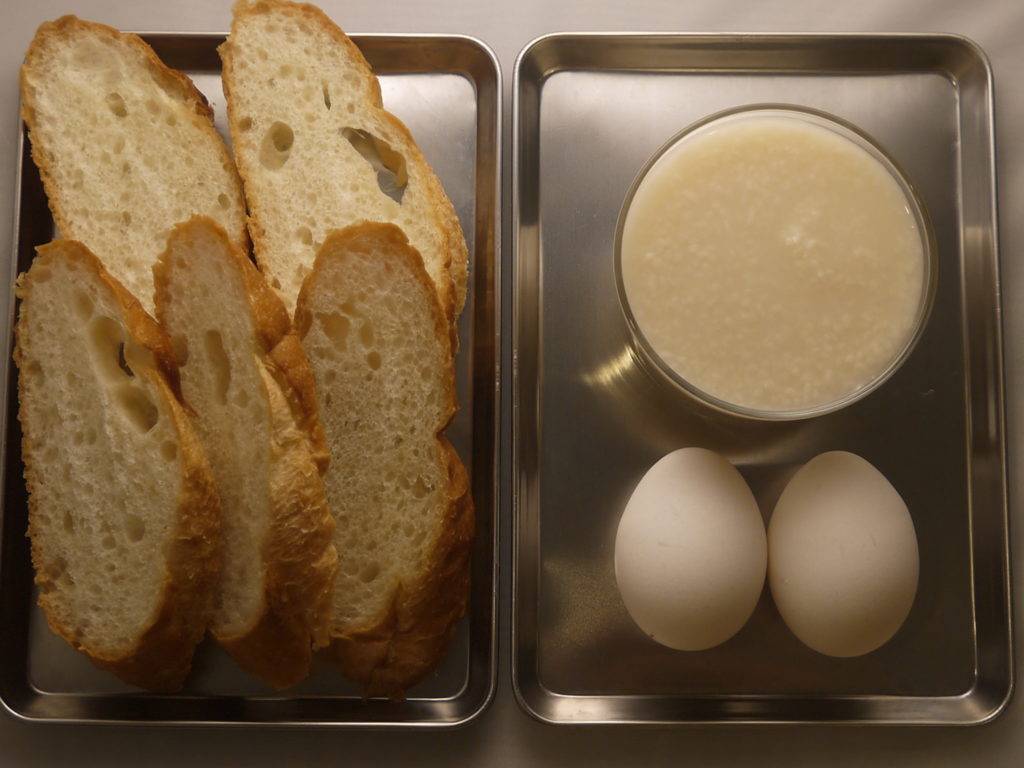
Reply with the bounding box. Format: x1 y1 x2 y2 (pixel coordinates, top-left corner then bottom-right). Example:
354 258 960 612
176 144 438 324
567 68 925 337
621 116 924 412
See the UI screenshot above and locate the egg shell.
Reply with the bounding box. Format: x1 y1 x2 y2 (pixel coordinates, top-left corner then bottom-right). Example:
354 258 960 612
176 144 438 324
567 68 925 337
768 451 919 657
614 447 767 651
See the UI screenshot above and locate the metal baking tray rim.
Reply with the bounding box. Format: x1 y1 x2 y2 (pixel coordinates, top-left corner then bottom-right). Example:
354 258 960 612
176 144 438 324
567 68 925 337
1 30 501 728
511 31 1011 726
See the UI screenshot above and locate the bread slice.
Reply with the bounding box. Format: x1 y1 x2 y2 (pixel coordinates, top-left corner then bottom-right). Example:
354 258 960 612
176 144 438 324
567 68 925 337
219 0 468 323
13 239 222 692
152 216 337 689
294 222 473 699
19 15 248 314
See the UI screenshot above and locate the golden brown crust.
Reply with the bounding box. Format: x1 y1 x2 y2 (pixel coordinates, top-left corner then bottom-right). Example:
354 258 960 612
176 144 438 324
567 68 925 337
220 0 465 325
152 216 337 689
218 376 337 686
215 359 336 689
15 241 222 692
91 368 222 692
19 15 250 278
328 440 473 700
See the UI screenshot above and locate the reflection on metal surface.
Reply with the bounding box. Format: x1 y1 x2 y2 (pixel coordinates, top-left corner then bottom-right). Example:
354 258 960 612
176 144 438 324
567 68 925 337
580 344 641 390
513 32 1009 725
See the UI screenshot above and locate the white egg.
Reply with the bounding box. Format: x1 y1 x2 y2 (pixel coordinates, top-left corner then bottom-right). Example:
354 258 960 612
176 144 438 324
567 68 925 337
768 451 919 657
614 447 767 651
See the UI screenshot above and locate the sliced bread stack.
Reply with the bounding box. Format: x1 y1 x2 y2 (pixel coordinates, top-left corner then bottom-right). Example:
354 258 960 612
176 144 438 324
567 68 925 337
17 16 336 692
222 0 474 699
16 1 474 697
14 241 222 693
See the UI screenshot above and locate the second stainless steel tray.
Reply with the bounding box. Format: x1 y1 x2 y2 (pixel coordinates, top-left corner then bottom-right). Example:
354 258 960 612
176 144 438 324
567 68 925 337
512 33 1010 725
1 31 500 727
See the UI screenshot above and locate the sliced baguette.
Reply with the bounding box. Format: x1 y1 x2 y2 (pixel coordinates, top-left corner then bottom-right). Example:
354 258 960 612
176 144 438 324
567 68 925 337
153 216 337 689
19 15 248 314
14 240 222 692
219 0 468 323
294 222 473 699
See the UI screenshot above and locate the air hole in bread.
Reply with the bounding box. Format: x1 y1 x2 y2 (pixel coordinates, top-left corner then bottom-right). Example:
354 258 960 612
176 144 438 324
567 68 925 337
116 342 134 378
409 479 430 501
322 82 331 110
341 127 408 204
121 211 131 226
124 514 146 543
101 534 117 550
160 440 178 462
105 92 127 117
358 321 374 348
366 351 382 370
87 316 132 382
217 193 231 210
31 266 53 283
358 562 380 583
233 389 250 409
170 333 189 366
318 312 350 352
46 556 67 581
24 360 44 383
239 116 254 132
72 290 94 322
203 330 232 405
260 121 294 170
112 383 159 433
296 226 313 245
62 510 75 534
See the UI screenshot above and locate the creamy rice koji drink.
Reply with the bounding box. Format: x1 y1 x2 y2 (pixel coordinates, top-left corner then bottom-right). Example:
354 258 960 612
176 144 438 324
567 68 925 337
619 109 929 416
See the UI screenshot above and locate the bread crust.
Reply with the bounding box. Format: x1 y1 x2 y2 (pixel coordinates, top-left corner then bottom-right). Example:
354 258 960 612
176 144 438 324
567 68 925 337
294 222 473 699
219 0 468 326
328 440 473 700
153 217 337 689
19 15 249 310
15 241 222 692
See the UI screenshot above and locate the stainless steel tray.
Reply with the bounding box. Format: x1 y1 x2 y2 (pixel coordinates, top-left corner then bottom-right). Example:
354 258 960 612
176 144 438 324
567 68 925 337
0 32 500 727
512 33 1011 725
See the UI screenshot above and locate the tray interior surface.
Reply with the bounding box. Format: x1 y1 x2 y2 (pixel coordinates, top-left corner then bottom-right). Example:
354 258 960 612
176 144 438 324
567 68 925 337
513 34 1009 724
0 32 499 727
